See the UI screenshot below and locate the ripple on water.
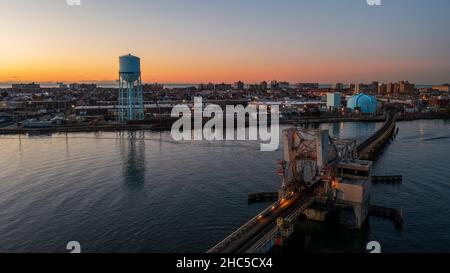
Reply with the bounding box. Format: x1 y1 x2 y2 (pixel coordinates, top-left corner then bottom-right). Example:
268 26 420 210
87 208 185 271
1 121 450 252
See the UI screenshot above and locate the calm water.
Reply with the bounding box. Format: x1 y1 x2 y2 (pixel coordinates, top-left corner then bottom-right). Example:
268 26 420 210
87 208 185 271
0 120 449 253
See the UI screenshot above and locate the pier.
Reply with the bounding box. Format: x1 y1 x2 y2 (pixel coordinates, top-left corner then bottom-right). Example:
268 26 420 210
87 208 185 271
370 205 403 227
372 175 402 184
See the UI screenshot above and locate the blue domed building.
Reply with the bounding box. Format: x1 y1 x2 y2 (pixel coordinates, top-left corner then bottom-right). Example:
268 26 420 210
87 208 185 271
347 93 378 114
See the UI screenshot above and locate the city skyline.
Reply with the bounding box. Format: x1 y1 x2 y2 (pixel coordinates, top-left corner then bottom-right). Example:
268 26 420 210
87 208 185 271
1 0 450 84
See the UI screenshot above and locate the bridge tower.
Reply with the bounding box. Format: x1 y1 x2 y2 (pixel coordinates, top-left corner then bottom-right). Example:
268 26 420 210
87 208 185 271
278 127 372 228
278 128 332 198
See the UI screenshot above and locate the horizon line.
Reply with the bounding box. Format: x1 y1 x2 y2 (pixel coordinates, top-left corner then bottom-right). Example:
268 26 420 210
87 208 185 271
1 80 448 86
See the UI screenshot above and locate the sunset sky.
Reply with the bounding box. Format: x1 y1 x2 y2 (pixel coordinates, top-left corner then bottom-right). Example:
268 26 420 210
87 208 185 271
1 0 449 84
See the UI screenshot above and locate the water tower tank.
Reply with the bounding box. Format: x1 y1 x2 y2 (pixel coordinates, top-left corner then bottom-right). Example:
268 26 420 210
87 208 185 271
119 54 141 82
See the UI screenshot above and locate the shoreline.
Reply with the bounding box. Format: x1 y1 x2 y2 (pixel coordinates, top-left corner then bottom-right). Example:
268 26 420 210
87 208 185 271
0 112 449 135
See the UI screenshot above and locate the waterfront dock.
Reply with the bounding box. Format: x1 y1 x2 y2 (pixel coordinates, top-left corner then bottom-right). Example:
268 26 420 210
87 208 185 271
372 175 403 184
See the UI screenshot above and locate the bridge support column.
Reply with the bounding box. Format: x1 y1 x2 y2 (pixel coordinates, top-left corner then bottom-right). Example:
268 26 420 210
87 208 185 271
352 199 370 229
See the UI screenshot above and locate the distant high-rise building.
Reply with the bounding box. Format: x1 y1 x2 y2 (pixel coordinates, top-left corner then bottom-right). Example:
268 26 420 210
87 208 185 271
395 82 400 94
269 80 290 90
232 81 244 90
386 82 399 95
378 83 387 95
399 81 415 95
296 83 319 90
214 83 232 91
334 83 344 90
369 81 379 95
248 81 268 92
349 83 356 92
260 81 268 91
270 80 279 90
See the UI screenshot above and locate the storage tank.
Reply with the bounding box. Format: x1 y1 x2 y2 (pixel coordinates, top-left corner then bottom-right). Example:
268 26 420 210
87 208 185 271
119 54 141 82
347 93 377 114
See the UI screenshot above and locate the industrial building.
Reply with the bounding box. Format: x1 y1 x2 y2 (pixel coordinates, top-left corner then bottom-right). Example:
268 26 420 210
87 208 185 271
347 93 378 114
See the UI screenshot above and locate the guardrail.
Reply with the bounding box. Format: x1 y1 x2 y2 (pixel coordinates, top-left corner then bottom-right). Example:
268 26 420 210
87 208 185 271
245 226 278 253
246 196 314 253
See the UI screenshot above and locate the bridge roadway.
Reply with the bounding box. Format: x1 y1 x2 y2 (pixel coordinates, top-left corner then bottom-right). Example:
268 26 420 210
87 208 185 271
208 187 315 253
208 111 397 253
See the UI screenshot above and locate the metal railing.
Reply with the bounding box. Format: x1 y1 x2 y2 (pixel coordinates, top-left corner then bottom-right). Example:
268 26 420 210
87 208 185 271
207 202 279 253
246 196 314 253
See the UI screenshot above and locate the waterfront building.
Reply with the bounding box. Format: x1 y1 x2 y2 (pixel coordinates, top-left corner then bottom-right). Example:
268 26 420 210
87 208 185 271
327 92 342 110
269 80 290 90
355 83 368 94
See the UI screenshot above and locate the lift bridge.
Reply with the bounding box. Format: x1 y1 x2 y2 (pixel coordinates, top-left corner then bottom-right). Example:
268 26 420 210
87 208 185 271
208 112 401 253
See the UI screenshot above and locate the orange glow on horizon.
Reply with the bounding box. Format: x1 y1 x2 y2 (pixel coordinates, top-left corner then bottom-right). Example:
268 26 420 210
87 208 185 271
1 56 444 84
1 1 449 85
